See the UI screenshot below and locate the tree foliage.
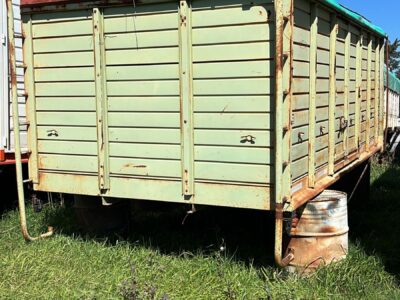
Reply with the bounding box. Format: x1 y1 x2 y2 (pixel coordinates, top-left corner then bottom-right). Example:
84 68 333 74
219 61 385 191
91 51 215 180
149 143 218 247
386 38 400 78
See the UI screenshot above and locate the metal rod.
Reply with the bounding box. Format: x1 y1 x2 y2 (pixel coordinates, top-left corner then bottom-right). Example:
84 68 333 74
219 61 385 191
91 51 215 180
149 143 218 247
6 0 53 241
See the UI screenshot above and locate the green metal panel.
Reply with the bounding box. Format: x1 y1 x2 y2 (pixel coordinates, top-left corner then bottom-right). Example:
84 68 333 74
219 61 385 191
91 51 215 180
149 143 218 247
21 0 385 212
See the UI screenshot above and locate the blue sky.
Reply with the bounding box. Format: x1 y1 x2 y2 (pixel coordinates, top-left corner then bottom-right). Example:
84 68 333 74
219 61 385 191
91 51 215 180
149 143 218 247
338 0 400 41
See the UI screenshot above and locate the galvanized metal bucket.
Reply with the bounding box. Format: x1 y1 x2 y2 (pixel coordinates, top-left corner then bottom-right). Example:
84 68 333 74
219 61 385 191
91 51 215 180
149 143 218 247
285 190 348 273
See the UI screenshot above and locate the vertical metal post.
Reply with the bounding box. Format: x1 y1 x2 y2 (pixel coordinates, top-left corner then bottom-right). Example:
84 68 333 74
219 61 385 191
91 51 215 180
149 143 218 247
7 0 53 241
93 8 110 191
179 0 194 197
281 0 293 201
308 4 317 187
274 0 284 267
274 0 294 267
366 35 372 150
374 40 380 144
328 14 337 175
384 39 390 148
355 34 363 154
23 14 39 184
379 40 385 146
343 23 350 158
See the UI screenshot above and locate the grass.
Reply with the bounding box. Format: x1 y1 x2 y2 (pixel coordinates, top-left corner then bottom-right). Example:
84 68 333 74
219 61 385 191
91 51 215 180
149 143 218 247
1 161 400 299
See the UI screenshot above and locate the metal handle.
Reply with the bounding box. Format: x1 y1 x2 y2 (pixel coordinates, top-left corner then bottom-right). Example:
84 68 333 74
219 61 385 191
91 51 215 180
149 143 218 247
47 129 59 137
339 117 348 131
298 132 305 141
241 135 256 144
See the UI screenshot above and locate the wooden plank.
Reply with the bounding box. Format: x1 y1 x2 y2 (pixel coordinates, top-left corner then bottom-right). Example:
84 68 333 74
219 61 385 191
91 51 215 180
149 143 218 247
343 23 350 158
32 19 93 37
194 60 273 78
109 143 181 160
31 9 92 24
193 23 272 45
35 67 94 82
37 126 97 141
195 145 271 164
106 48 179 65
34 52 94 68
35 82 95 96
93 7 110 190
104 11 178 33
193 78 272 95
328 14 337 175
195 129 271 147
36 97 96 111
179 0 195 196
193 42 272 62
107 65 179 80
192 2 273 27
193 96 272 112
24 16 39 183
38 140 97 155
108 128 180 144
109 157 181 178
38 154 98 173
374 42 380 142
37 112 96 126
107 81 179 96
195 161 271 184
366 36 372 149
104 30 179 49
108 112 180 128
309 4 318 187
33 36 93 53
194 113 270 129
108 97 180 112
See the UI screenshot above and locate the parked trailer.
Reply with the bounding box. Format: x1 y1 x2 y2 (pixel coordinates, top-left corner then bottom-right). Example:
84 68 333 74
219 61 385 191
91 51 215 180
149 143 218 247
385 66 400 130
384 66 400 152
0 0 28 165
12 0 387 265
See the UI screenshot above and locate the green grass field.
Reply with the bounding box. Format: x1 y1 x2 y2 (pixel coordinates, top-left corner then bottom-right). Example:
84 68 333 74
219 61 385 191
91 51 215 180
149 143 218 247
1 161 400 299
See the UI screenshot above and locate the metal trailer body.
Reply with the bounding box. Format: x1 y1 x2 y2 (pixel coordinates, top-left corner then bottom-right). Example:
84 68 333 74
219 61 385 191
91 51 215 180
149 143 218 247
17 0 386 262
0 0 27 165
385 67 400 130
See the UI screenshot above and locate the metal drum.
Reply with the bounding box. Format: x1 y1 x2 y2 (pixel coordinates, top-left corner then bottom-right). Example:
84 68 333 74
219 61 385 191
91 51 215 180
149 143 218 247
285 190 348 273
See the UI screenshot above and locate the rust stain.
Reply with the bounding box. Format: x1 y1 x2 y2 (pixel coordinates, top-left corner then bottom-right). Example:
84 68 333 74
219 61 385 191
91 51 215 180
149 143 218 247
123 163 147 168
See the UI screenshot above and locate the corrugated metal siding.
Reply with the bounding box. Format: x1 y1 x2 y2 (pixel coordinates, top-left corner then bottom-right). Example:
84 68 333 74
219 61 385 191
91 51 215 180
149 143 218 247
103 3 182 179
0 0 26 153
291 0 384 184
191 0 274 185
31 10 97 174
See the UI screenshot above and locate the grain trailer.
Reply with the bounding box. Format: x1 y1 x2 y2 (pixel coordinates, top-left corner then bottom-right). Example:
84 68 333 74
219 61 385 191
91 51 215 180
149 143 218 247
12 0 387 265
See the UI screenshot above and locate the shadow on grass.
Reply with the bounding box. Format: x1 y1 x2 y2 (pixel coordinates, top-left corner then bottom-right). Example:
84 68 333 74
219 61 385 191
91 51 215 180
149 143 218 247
44 201 276 268
348 162 400 278
41 162 400 276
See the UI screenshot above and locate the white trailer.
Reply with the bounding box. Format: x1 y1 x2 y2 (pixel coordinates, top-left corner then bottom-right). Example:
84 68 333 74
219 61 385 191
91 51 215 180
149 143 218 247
0 0 27 165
